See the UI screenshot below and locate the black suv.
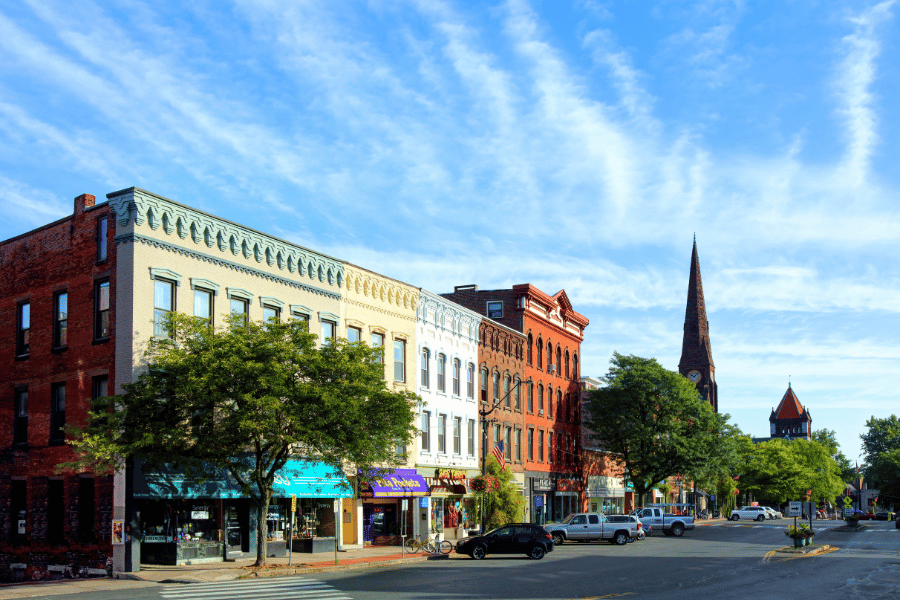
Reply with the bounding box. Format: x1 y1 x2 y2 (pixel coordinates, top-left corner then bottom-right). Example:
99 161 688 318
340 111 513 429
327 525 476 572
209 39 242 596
456 523 554 560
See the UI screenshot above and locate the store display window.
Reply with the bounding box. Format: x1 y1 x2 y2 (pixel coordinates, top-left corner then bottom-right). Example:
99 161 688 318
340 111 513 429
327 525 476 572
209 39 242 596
140 500 221 542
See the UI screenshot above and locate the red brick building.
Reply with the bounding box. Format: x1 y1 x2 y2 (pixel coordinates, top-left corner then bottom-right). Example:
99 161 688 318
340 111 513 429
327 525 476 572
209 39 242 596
443 284 588 524
476 318 526 497
0 194 116 580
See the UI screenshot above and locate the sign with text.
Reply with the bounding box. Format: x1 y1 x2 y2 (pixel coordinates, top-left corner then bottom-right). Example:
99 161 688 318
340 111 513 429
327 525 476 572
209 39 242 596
788 501 801 517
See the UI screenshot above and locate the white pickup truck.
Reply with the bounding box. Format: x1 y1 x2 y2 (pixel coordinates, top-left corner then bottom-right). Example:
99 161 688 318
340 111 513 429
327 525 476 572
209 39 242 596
633 505 695 537
548 513 639 546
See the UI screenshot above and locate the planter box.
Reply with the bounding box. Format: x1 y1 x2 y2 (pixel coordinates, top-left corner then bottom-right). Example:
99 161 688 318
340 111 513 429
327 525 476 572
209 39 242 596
291 538 336 554
792 536 814 548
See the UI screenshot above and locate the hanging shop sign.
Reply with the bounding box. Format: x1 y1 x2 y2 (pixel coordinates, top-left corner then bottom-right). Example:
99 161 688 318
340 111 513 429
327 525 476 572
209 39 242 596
365 468 430 498
532 478 555 492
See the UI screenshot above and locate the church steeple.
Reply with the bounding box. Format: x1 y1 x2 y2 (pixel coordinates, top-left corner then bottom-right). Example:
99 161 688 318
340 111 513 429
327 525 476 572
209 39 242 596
678 237 718 412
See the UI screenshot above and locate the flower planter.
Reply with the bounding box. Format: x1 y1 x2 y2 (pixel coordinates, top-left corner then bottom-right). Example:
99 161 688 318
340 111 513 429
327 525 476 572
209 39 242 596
791 536 814 548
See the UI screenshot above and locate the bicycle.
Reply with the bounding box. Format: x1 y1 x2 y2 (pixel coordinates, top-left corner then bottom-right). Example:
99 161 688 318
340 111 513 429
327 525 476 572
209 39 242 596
404 536 453 554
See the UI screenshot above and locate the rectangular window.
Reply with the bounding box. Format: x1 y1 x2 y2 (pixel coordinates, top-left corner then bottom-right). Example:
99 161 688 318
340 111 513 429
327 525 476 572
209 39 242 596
372 332 385 364
50 382 66 445
394 340 406 382
54 292 68 348
421 411 430 451
515 428 522 461
78 479 95 541
538 387 544 414
527 385 533 413
320 320 335 343
421 349 430 388
348 327 361 343
453 417 461 454
514 381 521 410
504 377 511 408
47 480 64 543
528 428 534 461
97 216 108 262
14 387 28 446
95 279 111 339
230 297 248 325
504 427 511 460
153 279 173 337
493 372 500 401
548 432 553 464
193 289 212 324
493 424 501 450
467 419 475 456
395 441 406 458
452 359 460 396
466 364 475 399
437 354 446 392
487 300 503 319
438 414 447 453
538 430 544 462
92 375 109 428
16 301 30 356
263 305 280 323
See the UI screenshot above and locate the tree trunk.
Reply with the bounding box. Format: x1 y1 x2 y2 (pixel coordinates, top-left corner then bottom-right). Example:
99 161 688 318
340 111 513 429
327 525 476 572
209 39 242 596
254 487 272 567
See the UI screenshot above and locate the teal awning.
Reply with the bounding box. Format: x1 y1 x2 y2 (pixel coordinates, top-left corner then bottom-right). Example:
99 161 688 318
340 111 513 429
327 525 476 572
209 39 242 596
134 459 352 499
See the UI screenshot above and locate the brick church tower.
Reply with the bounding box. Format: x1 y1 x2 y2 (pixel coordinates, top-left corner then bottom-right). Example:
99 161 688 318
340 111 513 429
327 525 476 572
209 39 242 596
678 236 718 412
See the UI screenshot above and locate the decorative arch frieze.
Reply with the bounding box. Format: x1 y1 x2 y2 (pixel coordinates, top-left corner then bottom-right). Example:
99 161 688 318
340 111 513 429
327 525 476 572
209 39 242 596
107 187 345 289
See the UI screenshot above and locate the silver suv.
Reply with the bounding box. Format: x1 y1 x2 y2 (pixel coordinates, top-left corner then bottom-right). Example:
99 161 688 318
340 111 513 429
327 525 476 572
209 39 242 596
729 506 768 521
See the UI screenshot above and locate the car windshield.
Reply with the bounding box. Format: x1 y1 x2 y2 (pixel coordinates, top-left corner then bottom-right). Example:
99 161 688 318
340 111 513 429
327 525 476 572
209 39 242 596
561 514 576 525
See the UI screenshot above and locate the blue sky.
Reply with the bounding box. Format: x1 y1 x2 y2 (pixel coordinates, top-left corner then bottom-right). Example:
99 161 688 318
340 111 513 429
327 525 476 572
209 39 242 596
2 0 898 465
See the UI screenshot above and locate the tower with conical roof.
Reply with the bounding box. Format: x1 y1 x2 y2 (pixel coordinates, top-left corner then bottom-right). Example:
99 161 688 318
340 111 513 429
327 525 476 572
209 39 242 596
769 383 812 440
678 236 718 412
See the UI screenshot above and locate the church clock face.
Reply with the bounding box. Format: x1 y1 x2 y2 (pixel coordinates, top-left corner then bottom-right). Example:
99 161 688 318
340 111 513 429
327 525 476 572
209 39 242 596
688 370 701 383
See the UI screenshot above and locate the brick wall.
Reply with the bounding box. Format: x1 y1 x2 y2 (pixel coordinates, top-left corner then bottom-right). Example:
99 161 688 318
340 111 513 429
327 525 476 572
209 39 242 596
0 194 116 553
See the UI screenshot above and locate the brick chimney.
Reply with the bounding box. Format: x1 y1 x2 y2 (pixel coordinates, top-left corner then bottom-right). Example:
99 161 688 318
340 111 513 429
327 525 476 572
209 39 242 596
74 193 96 216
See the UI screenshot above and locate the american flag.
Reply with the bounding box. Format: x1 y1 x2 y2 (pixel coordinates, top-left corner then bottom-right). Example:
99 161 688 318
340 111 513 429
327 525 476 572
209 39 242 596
492 441 505 469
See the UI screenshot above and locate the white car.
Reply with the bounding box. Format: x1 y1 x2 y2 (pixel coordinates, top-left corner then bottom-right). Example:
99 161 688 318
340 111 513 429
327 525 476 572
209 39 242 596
729 506 768 521
762 507 781 519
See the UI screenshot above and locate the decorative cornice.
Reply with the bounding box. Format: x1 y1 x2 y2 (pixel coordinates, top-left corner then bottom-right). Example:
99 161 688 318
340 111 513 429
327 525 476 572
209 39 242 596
343 297 417 322
418 289 482 344
116 233 341 300
107 187 344 289
343 266 419 315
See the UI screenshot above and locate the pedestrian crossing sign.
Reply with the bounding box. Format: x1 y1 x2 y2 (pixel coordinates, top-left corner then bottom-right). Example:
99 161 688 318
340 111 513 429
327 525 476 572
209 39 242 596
843 496 852 507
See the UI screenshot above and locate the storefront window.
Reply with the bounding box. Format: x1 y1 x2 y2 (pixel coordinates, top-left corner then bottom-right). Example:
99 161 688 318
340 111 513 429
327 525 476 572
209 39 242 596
431 497 445 533
296 498 337 538
140 500 221 542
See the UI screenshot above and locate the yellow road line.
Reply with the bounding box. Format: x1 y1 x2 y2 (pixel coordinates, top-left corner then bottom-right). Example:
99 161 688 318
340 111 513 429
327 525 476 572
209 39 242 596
579 594 635 599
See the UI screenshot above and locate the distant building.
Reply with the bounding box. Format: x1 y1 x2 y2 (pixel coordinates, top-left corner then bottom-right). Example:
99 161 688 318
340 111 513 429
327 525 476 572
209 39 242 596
678 237 718 412
750 383 813 443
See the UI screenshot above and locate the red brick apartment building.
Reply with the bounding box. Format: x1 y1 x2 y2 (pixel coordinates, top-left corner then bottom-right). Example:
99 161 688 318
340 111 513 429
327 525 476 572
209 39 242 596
0 194 116 580
443 284 588 524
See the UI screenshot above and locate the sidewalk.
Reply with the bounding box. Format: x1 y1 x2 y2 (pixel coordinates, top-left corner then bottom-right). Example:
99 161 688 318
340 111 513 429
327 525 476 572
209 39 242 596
0 545 449 598
122 544 449 584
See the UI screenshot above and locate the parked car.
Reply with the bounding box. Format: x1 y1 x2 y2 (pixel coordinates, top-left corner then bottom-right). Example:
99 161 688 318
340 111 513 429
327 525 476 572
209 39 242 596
762 507 781 519
455 523 554 560
857 512 876 520
548 513 638 546
730 506 768 521
605 515 645 543
633 505 695 536
874 511 895 521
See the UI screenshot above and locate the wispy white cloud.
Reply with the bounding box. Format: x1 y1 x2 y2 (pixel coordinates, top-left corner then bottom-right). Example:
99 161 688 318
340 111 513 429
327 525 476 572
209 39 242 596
0 177 69 229
833 0 895 187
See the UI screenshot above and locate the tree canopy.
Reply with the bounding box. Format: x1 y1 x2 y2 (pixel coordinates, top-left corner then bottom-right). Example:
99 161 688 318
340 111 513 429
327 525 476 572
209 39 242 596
861 415 900 508
582 353 726 502
737 438 845 506
67 312 419 566
812 428 855 482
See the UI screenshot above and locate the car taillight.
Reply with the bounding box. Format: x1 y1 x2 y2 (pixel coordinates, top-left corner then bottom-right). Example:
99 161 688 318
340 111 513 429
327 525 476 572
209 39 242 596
545 533 553 540
637 523 642 529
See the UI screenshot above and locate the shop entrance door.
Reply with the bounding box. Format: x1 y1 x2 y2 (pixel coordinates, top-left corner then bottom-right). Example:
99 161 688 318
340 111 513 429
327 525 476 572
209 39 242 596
225 503 245 558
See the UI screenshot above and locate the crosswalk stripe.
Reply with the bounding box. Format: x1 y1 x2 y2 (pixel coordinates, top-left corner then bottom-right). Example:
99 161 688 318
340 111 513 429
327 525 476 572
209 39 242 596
159 578 350 600
161 577 325 591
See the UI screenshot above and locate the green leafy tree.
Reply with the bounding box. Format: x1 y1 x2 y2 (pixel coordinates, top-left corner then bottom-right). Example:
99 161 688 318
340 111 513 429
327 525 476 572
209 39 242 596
66 313 418 566
582 353 726 504
737 438 808 504
792 439 846 503
861 415 900 508
812 428 855 482
474 456 525 530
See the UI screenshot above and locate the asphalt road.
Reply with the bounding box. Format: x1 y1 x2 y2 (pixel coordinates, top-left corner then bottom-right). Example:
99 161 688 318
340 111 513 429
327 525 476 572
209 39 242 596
7 520 899 600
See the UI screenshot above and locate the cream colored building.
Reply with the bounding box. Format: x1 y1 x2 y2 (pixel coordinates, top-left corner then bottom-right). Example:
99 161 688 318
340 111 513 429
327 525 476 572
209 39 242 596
339 263 419 547
107 187 348 567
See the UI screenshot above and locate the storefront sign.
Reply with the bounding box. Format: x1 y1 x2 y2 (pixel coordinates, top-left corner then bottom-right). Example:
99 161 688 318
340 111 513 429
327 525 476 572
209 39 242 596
367 469 430 497
191 510 210 520
143 535 168 543
557 479 580 492
533 478 555 492
436 468 468 480
587 476 625 498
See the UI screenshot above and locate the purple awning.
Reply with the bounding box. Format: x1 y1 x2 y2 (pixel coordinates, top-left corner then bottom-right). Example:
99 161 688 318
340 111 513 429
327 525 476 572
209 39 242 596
367 469 430 497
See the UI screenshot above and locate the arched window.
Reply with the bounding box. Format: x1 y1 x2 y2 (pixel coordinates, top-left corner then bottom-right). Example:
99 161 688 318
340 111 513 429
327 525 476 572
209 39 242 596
452 358 461 395
557 389 562 418
546 342 552 373
467 363 475 398
504 375 511 408
565 392 571 422
565 350 570 379
493 371 500 401
421 349 430 388
437 353 446 392
527 333 533 365
480 368 488 401
538 385 544 414
536 337 543 369
527 383 534 413
573 354 578 380
514 378 521 410
547 386 553 417
556 347 562 376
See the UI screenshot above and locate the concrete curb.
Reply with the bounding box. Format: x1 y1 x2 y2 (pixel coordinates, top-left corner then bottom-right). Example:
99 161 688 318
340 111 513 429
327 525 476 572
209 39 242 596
237 553 449 579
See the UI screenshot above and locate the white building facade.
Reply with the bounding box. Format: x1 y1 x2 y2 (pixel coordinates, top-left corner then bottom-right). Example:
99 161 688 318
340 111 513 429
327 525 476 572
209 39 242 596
414 290 482 542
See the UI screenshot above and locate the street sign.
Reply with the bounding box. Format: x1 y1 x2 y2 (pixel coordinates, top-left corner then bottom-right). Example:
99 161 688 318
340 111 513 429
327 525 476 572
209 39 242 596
844 507 853 517
788 501 801 517
291 494 297 512
843 496 852 507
